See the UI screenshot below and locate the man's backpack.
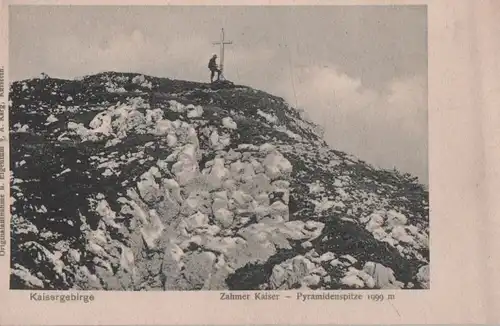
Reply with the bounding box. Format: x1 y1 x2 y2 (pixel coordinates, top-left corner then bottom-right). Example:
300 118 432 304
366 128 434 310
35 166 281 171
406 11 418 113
208 58 216 69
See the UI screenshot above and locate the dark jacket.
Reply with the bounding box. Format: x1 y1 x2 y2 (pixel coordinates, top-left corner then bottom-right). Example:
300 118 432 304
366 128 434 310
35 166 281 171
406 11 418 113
208 57 217 70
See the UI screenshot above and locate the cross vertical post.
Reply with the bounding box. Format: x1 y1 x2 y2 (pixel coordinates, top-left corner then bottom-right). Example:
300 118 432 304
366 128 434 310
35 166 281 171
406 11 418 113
212 28 233 78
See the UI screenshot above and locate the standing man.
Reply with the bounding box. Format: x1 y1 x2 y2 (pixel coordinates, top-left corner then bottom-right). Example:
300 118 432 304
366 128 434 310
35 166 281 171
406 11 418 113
208 54 221 83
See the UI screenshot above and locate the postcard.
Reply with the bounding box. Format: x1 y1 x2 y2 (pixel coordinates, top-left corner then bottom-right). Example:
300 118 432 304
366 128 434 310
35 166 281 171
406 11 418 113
0 1 495 324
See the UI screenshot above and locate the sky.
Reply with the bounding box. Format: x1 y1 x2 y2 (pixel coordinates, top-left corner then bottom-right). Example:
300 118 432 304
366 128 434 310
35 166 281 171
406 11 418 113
9 5 428 183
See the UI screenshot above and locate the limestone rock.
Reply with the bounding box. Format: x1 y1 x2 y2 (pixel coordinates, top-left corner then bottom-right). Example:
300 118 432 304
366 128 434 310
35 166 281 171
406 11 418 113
417 265 430 289
182 251 217 289
363 262 403 289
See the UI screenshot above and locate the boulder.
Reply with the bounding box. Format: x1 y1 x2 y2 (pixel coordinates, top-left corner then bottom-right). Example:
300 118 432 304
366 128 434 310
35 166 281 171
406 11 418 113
363 262 403 289
214 208 234 228
182 251 217 289
417 265 430 289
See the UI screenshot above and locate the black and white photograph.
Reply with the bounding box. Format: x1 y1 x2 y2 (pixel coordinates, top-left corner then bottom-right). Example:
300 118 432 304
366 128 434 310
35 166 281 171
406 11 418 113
8 5 429 291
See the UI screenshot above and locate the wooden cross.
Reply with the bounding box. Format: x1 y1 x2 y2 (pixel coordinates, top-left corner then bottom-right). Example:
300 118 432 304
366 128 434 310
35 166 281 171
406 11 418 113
212 28 233 76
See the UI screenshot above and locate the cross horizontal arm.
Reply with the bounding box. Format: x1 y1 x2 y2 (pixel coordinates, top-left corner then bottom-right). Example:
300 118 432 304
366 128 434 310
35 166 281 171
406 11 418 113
213 41 233 45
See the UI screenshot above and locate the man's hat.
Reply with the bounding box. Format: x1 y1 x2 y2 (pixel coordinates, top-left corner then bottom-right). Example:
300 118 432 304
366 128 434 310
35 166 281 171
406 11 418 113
212 53 217 57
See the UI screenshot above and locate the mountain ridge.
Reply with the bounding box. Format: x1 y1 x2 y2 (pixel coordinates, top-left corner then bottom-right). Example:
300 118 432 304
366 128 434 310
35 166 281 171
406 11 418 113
9 71 429 291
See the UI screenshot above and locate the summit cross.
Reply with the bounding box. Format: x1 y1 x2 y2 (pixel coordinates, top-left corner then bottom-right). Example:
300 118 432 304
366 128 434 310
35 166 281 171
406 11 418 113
212 28 233 75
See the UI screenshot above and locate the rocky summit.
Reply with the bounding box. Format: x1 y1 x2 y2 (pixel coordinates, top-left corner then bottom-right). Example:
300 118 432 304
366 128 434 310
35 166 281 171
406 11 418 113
9 72 429 291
